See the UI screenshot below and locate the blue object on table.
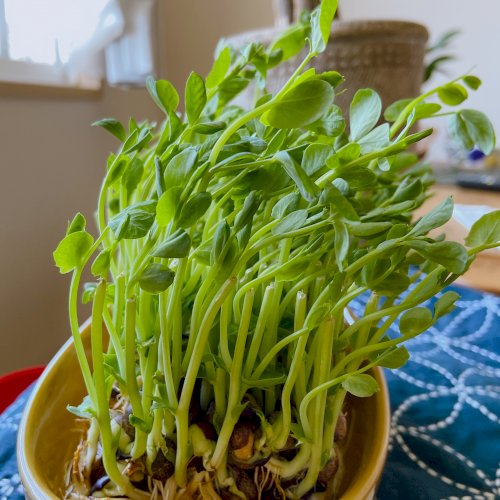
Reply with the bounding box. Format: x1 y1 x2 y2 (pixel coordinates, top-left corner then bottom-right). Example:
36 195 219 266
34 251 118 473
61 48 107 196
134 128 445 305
1 285 499 499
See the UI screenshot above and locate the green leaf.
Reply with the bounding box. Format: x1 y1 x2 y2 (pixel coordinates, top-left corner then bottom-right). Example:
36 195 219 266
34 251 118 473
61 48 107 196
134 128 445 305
263 79 334 129
465 210 500 247
193 121 225 135
333 219 349 271
364 200 415 220
177 192 212 228
109 201 157 240
377 157 391 172
302 143 332 175
82 282 96 304
460 109 496 155
152 229 191 259
336 143 361 163
321 185 359 221
124 127 152 154
348 222 392 237
138 263 175 294
358 124 390 154
434 290 460 319
373 346 410 369
414 102 442 120
342 374 379 397
318 71 344 88
408 240 468 274
332 165 377 190
272 209 308 235
92 118 126 141
224 136 267 155
409 272 440 302
384 98 412 122
206 46 231 89
211 220 231 265
239 162 289 197
91 249 111 278
275 150 318 202
53 231 94 274
106 155 128 186
164 147 198 189
217 77 250 106
271 193 301 219
270 24 307 61
185 72 207 124
67 395 95 419
122 129 138 152
129 414 152 433
360 258 391 287
350 89 382 141
374 272 411 296
438 83 468 106
448 113 474 151
306 105 345 137
409 197 453 236
123 158 144 194
156 187 182 227
146 76 179 114
103 353 125 386
67 213 86 235
234 191 261 231
387 224 409 240
166 109 183 142
391 177 423 203
462 75 482 90
310 0 338 54
81 282 115 305
400 307 433 336
155 156 166 197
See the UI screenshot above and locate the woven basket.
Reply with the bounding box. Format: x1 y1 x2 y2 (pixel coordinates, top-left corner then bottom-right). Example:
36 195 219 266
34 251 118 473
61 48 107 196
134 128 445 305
227 20 429 112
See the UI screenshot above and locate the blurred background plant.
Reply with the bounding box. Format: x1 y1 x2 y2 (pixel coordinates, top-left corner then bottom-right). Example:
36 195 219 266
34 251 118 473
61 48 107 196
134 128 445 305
424 29 461 83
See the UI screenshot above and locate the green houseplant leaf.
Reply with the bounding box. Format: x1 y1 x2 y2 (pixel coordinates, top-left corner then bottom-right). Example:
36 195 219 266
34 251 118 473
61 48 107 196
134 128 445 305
262 79 334 129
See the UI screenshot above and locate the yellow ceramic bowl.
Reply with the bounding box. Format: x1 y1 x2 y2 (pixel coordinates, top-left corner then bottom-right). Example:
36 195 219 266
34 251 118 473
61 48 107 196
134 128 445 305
18 322 390 499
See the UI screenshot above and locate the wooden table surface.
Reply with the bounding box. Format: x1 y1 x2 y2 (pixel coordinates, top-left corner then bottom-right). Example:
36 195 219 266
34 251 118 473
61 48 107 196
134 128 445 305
419 184 500 294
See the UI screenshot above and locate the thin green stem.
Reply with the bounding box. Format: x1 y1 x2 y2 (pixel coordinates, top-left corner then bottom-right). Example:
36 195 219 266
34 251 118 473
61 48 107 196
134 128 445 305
175 277 237 486
92 280 133 494
274 291 308 449
243 283 275 378
124 298 147 459
211 288 254 469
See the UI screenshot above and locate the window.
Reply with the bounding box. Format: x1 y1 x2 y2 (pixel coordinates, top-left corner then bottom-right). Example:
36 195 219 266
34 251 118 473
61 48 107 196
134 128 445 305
0 0 126 89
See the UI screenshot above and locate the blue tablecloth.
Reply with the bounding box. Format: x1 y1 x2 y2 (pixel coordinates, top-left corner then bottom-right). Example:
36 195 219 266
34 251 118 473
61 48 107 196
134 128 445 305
1 284 499 499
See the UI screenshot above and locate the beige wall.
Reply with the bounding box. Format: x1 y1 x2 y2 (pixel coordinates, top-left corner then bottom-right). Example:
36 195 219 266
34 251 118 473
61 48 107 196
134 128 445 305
159 0 274 92
0 0 274 374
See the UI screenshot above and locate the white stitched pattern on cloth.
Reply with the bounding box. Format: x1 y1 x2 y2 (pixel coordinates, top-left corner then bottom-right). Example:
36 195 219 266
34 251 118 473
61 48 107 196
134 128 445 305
377 285 500 499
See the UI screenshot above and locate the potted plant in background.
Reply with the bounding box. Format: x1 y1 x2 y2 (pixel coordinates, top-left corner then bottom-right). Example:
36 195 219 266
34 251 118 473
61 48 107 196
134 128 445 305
17 1 498 498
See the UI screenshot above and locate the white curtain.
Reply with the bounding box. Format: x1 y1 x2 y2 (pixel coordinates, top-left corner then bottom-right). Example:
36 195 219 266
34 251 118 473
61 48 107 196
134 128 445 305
65 0 125 88
105 0 156 87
